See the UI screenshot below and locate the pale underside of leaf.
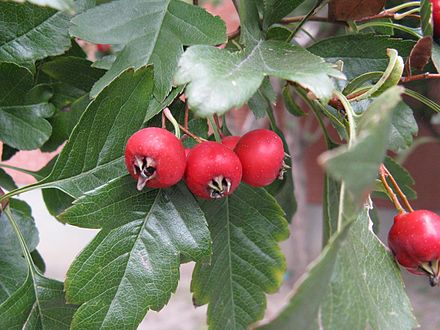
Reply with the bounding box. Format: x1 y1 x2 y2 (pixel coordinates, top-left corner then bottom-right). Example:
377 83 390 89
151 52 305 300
175 40 344 117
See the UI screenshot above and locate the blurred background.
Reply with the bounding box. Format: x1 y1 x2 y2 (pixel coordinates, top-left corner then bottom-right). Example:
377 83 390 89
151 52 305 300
1 0 440 329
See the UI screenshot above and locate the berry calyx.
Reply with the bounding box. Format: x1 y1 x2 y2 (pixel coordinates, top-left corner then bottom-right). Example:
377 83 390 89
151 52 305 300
221 136 240 150
234 129 286 187
432 0 440 39
185 141 242 199
388 210 440 286
125 127 186 190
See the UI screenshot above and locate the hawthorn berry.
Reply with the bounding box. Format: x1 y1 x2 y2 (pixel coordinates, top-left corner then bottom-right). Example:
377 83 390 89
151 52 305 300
125 127 186 190
432 0 440 39
234 129 286 187
221 136 240 150
185 141 242 199
388 210 440 286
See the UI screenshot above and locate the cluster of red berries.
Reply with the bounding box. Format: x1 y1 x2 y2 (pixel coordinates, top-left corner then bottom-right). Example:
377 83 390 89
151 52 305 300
125 127 286 199
389 210 440 286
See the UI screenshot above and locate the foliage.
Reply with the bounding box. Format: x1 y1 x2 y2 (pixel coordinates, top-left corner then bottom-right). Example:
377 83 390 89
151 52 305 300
0 0 437 329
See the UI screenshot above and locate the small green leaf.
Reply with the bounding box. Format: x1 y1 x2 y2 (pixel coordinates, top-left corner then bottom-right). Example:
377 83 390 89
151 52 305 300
263 0 303 29
192 184 289 330
0 168 17 191
41 56 106 92
373 156 417 200
70 0 226 100
61 179 210 329
248 77 276 118
282 86 306 117
388 101 418 152
309 34 414 80
175 40 343 117
0 2 71 65
0 103 55 150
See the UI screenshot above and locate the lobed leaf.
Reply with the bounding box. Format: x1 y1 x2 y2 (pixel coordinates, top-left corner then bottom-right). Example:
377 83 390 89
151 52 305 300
192 184 289 330
175 40 344 117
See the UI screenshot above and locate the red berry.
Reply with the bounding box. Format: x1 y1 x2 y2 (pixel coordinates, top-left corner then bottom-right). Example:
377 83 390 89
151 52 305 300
125 127 186 190
221 136 240 150
184 148 191 158
388 210 440 286
234 129 285 187
432 0 440 38
185 141 242 199
97 43 111 53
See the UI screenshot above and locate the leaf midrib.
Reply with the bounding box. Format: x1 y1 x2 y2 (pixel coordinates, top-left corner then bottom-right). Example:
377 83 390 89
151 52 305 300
100 190 162 327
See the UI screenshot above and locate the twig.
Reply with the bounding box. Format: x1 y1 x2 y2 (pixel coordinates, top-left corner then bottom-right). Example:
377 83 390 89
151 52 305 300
379 165 406 214
184 102 189 129
382 165 415 212
400 73 440 83
179 124 205 143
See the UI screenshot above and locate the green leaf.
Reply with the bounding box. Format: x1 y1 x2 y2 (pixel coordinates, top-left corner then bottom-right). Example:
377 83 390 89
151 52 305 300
0 268 77 329
7 0 75 11
0 168 17 191
282 85 306 117
258 222 352 330
0 103 55 150
61 179 210 329
41 56 106 92
0 199 39 254
0 199 38 303
388 101 418 152
237 0 262 47
320 87 403 197
145 85 184 123
248 77 276 118
42 93 90 152
38 66 154 198
263 0 303 29
175 40 343 117
317 208 417 330
70 0 227 100
0 2 71 65
420 0 433 36
308 34 414 80
192 184 289 330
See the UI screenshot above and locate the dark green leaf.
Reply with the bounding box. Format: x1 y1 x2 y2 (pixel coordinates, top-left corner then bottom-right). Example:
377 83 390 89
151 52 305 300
0 168 17 191
248 77 276 118
31 249 46 273
237 0 262 47
70 0 227 99
266 25 292 42
41 56 106 92
309 34 414 79
0 2 71 65
420 0 433 36
175 40 344 117
322 173 341 244
192 184 289 330
0 254 27 304
263 0 303 29
0 62 34 106
282 85 306 117
61 179 210 329
145 86 184 124
39 66 154 198
42 93 90 152
1 144 18 161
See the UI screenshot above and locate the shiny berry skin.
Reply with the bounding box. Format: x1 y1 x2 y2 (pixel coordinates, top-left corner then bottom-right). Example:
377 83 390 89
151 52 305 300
221 136 240 150
184 148 191 158
97 43 111 53
185 141 242 199
234 129 285 187
388 210 440 286
432 0 440 38
125 128 186 190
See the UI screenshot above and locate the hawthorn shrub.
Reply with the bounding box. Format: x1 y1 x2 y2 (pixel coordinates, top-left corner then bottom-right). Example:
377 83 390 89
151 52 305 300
0 0 439 329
